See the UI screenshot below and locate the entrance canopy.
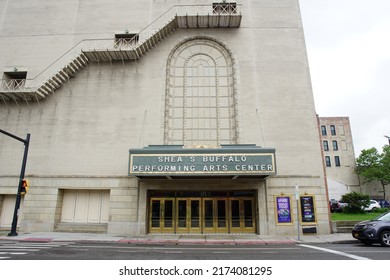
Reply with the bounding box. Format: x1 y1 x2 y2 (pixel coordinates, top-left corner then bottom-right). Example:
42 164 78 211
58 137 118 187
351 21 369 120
128 144 276 179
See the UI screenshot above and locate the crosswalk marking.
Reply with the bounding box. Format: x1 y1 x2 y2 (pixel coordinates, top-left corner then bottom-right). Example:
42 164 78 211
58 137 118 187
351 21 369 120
0 252 27 255
0 241 71 259
299 244 371 260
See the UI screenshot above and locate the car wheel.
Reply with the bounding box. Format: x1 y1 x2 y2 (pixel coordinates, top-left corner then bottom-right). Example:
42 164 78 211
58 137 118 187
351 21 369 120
379 231 390 247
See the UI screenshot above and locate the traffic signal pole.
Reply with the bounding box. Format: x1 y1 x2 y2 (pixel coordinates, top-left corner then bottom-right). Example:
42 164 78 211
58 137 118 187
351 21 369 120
0 129 30 236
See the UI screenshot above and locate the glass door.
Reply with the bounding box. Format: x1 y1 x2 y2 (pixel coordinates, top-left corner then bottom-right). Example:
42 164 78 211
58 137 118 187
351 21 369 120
230 199 241 231
149 199 161 233
242 199 255 230
203 198 228 233
149 198 175 233
190 199 201 233
149 193 256 234
229 198 256 233
203 199 214 233
162 198 174 233
216 199 228 233
176 198 201 233
176 199 187 233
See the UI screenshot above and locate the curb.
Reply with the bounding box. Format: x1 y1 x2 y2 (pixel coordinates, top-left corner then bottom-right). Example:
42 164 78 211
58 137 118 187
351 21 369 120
113 239 298 246
0 237 354 245
0 234 354 245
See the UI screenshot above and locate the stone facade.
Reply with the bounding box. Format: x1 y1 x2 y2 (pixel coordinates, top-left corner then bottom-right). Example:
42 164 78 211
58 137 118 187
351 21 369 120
318 117 360 200
0 0 330 235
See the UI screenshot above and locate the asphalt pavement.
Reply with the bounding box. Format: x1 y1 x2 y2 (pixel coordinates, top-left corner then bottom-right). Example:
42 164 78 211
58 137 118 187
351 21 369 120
0 231 356 245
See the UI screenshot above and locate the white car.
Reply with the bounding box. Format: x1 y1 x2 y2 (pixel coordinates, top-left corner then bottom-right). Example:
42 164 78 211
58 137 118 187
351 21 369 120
364 200 381 211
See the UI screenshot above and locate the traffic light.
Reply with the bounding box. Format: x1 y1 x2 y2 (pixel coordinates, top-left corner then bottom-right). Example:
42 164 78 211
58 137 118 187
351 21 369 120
20 179 30 195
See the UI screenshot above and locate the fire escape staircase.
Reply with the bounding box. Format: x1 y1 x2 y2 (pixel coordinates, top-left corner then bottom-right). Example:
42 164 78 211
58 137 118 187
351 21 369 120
0 3 242 104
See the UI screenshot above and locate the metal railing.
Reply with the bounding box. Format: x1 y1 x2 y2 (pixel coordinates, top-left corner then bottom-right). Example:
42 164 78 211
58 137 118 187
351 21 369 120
0 79 26 91
0 4 242 97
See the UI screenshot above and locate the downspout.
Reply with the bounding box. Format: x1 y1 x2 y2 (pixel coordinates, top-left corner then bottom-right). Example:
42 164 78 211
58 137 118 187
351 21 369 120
316 115 333 233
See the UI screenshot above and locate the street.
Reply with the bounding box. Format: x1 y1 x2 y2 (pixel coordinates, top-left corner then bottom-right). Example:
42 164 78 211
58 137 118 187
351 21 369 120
0 240 389 260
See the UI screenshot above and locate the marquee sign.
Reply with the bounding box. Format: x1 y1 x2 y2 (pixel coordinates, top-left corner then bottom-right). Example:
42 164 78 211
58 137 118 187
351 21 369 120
128 145 276 177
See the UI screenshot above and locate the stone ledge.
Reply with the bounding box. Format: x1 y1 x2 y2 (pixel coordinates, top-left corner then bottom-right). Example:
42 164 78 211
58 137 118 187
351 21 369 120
332 220 358 233
54 223 108 234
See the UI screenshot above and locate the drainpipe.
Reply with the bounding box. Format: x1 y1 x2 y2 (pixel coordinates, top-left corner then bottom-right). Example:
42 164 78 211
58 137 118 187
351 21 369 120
316 116 333 234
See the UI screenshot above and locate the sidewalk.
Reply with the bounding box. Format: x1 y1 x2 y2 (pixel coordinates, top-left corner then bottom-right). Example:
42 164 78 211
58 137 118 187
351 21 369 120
0 231 356 245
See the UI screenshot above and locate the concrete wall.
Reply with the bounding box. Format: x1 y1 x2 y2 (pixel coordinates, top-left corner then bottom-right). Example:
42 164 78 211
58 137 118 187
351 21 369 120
0 0 330 235
0 0 322 177
319 117 360 200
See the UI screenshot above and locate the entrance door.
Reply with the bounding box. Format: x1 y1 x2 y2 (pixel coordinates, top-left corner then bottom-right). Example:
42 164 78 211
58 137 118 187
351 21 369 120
229 198 256 233
149 198 175 233
148 193 257 234
203 198 228 233
176 198 201 233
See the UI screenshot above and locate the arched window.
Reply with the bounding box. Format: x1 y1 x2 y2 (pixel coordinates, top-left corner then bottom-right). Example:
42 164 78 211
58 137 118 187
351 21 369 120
164 37 238 147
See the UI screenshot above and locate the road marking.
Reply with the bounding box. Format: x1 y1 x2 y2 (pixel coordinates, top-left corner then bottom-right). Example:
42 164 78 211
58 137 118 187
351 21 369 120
15 244 63 247
116 250 145 253
299 244 371 260
0 242 70 259
0 248 40 251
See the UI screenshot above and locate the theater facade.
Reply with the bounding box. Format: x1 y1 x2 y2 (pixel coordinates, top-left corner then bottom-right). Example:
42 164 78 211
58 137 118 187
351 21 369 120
0 1 331 236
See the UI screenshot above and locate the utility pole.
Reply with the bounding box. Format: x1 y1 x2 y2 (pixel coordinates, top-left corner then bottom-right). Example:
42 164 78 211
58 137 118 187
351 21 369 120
0 129 30 236
384 135 390 145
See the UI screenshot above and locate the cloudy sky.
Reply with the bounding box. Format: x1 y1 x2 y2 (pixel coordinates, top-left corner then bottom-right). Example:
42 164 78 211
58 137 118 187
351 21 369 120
299 0 390 156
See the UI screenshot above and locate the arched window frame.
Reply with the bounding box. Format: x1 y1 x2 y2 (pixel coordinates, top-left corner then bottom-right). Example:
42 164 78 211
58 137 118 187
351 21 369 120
164 37 239 147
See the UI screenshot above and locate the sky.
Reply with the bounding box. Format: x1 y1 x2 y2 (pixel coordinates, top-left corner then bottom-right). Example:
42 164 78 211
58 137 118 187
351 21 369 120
299 0 390 156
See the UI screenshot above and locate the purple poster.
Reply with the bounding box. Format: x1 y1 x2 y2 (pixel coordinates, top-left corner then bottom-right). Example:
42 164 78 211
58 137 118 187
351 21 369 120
276 196 292 223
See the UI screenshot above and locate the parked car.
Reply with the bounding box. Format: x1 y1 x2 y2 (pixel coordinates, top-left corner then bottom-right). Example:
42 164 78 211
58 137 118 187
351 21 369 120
376 199 390 208
352 210 390 246
329 199 348 213
363 200 381 211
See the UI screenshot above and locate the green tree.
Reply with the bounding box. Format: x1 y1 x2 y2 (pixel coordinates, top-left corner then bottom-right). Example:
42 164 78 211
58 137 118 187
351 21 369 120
355 145 390 200
341 192 370 213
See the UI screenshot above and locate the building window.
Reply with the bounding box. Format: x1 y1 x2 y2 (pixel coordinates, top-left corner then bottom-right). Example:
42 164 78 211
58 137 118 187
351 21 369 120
335 156 341 167
330 125 336 135
323 141 329 151
164 37 238 146
325 156 331 167
332 140 338 151
321 125 327 136
341 140 347 151
338 124 345 135
2 70 27 90
114 32 139 47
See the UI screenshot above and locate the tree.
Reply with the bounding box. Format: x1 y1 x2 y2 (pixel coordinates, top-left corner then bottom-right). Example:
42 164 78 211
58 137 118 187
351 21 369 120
355 145 390 200
341 192 369 213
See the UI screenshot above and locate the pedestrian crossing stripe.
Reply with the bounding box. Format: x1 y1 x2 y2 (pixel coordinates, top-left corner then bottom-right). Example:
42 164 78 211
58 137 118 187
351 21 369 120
0 241 72 259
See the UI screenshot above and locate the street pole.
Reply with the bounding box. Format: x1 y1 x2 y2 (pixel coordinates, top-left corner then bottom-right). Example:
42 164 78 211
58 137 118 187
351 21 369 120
295 185 301 241
0 129 30 236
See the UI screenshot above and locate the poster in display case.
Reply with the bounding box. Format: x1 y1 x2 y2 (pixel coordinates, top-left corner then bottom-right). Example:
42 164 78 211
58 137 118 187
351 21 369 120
299 195 316 224
275 196 293 225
